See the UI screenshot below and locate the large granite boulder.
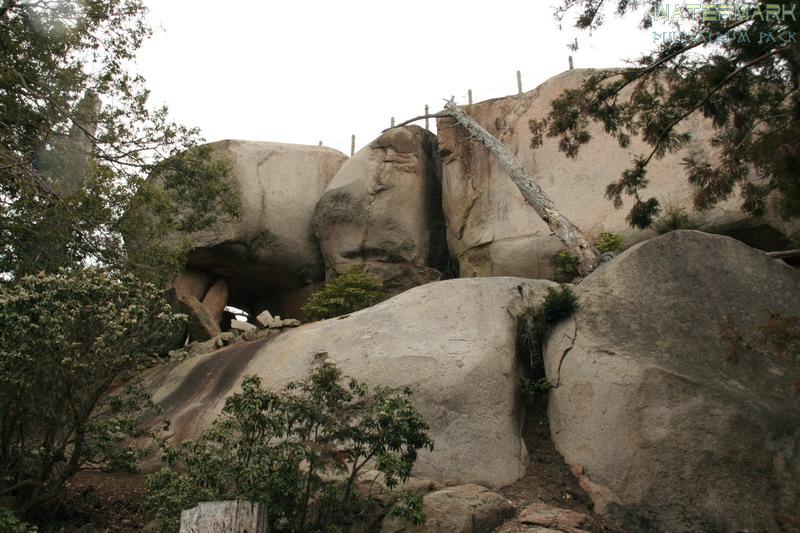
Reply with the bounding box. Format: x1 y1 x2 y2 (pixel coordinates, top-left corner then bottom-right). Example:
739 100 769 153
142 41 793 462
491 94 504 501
544 231 800 532
144 277 560 488
147 140 348 314
381 484 515 533
437 69 798 280
314 126 448 293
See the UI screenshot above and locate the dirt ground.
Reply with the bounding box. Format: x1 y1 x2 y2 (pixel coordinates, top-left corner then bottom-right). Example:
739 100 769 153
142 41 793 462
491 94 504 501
499 393 623 532
55 471 148 532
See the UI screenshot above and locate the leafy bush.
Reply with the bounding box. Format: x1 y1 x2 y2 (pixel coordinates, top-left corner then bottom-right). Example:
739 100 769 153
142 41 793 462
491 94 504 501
554 251 580 278
653 207 698 235
302 267 387 321
388 492 426 527
595 232 623 253
0 508 37 532
517 287 579 398
0 269 183 516
144 363 433 532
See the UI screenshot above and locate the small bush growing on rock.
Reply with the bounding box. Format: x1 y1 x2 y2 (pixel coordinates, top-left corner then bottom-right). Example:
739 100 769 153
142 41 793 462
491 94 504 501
554 251 581 278
144 363 433 532
301 267 387 321
595 232 624 253
517 287 579 398
541 285 579 324
653 207 698 234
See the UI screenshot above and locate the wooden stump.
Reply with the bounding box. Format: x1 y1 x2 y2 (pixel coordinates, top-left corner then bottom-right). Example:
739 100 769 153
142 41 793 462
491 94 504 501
179 501 269 533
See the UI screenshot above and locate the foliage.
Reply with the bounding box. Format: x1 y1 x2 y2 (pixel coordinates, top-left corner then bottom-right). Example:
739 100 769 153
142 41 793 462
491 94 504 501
144 363 433 532
0 508 37 532
653 206 700 234
595 231 624 253
0 0 238 281
119 145 239 285
541 286 580 324
519 376 553 398
302 267 387 322
517 287 579 397
0 269 183 516
554 250 581 278
535 1 800 228
388 491 426 527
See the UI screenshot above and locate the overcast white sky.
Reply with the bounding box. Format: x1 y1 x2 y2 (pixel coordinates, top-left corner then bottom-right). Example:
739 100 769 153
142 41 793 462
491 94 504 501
136 1 657 155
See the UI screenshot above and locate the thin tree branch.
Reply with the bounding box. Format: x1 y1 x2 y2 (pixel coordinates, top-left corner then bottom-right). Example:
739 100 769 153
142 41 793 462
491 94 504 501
382 112 449 132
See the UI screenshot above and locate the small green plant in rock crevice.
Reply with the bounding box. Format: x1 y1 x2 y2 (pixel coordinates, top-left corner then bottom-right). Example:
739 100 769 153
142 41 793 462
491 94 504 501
144 362 433 532
301 267 387 322
554 251 581 278
595 232 624 253
653 206 698 235
517 287 579 400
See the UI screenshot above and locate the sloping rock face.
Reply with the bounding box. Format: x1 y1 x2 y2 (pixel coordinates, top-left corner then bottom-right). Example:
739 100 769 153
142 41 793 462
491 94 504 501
437 69 797 280
314 126 448 293
544 231 800 532
159 141 348 314
145 277 560 488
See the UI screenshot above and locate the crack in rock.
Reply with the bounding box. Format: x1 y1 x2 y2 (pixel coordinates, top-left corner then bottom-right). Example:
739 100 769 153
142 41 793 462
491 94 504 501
554 318 578 388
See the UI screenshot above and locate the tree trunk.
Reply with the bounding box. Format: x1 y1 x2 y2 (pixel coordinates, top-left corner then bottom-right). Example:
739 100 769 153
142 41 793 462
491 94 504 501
443 99 601 275
180 501 269 533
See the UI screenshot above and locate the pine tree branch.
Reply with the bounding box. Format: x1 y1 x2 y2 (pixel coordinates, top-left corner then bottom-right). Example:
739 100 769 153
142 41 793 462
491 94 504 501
637 46 791 169
595 17 753 100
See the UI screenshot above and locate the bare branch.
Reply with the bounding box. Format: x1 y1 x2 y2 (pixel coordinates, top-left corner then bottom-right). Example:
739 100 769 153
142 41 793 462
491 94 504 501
443 99 600 275
382 112 449 132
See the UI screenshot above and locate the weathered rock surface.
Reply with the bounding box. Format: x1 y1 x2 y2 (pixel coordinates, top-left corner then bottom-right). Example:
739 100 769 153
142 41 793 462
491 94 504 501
153 140 348 313
356 469 443 499
381 484 514 533
545 231 800 532
145 277 560 487
177 293 221 342
437 69 798 280
201 278 228 326
314 126 448 293
496 502 591 533
174 269 213 301
229 319 256 332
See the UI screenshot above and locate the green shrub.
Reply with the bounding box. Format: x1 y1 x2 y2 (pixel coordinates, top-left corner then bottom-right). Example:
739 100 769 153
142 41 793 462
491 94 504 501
554 251 580 278
595 232 624 253
519 376 553 397
302 267 387 321
517 287 579 399
388 492 426 526
0 508 37 532
0 269 183 516
540 285 579 324
144 363 433 532
653 207 698 234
